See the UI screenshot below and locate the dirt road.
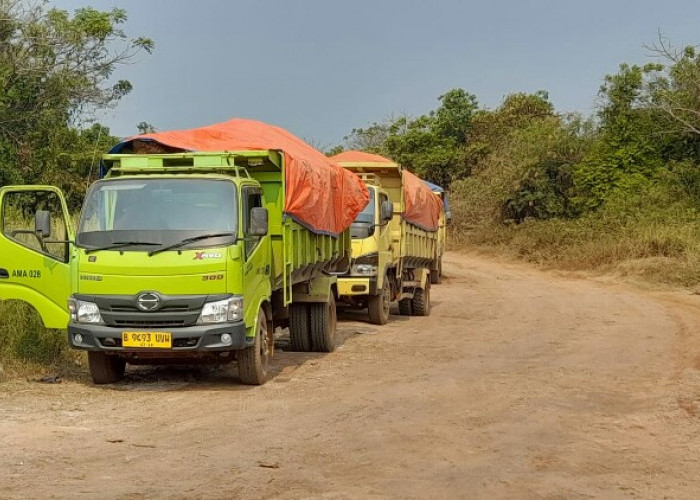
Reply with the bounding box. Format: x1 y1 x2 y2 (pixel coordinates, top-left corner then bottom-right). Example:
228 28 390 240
1 251 700 499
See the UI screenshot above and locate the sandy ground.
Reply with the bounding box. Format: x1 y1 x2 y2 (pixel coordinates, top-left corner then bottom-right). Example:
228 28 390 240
1 251 700 499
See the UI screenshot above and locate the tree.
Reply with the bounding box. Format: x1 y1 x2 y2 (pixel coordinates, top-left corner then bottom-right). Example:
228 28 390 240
326 145 344 156
646 36 700 137
451 92 582 225
0 0 153 205
385 89 478 186
136 122 157 134
342 115 403 154
572 64 664 211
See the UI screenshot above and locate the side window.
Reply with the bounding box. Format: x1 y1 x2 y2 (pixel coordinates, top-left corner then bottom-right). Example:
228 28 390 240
1 191 69 262
242 187 263 259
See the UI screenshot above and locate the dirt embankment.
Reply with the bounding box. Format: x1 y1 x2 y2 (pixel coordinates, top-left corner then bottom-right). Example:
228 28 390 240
1 252 700 498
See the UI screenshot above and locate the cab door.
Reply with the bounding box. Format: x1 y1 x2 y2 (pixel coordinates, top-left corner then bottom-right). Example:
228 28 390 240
240 186 271 329
0 186 75 329
377 191 394 271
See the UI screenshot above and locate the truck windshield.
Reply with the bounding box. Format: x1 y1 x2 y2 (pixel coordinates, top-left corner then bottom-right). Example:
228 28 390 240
350 189 375 239
77 178 237 251
352 189 375 225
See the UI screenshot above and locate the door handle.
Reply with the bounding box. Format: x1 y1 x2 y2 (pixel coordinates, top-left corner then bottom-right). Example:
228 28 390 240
0 268 8 279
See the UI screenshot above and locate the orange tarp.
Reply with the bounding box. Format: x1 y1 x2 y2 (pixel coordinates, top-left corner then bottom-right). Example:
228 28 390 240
401 169 442 232
331 150 395 164
331 150 442 232
111 119 369 236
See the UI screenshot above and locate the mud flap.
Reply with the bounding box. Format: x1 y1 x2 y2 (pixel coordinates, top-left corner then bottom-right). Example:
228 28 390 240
291 275 337 303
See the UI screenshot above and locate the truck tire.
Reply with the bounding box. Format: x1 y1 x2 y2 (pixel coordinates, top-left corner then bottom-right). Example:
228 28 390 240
368 279 391 325
310 295 337 353
411 281 431 316
430 259 443 284
289 303 311 351
238 309 269 385
398 298 412 316
88 351 126 385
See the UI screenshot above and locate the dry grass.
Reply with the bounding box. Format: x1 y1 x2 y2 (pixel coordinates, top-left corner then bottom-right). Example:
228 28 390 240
0 300 85 382
450 214 700 288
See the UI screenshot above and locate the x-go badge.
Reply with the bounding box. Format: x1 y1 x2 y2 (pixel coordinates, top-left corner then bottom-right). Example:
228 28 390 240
194 252 222 260
136 292 160 311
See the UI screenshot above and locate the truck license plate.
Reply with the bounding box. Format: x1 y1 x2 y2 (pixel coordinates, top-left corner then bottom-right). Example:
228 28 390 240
121 332 172 348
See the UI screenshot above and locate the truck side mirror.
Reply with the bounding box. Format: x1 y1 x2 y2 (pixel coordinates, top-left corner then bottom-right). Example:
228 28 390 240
35 210 51 238
381 201 394 222
249 207 268 236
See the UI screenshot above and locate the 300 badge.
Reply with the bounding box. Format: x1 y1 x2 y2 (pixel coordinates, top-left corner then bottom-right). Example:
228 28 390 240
202 274 224 281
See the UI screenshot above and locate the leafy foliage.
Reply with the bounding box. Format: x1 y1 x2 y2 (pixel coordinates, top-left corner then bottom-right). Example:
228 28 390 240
0 0 153 206
385 89 477 186
342 38 700 243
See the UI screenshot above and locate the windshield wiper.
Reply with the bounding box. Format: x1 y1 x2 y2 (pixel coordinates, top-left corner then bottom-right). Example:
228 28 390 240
84 241 161 255
148 232 236 256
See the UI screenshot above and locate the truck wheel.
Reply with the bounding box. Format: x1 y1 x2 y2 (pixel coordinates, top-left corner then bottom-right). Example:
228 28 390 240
398 298 413 315
289 303 311 351
238 309 269 385
310 295 337 353
411 281 431 316
368 279 391 325
430 259 443 284
88 351 126 385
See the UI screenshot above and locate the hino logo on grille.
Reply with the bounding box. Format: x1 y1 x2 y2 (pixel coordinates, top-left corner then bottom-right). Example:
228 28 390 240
136 292 160 311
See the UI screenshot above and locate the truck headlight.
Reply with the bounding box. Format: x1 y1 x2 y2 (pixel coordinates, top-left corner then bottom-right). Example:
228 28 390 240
68 298 104 324
198 296 243 324
351 264 378 276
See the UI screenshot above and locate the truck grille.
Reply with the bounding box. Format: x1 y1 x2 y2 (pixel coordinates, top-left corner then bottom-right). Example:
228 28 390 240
72 293 231 329
110 305 190 313
113 319 187 328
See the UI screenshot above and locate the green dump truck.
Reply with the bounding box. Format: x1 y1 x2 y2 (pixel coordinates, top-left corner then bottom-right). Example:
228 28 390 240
330 151 442 325
0 120 368 385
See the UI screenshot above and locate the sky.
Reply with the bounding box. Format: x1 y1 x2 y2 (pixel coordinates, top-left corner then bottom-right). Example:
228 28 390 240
52 0 700 147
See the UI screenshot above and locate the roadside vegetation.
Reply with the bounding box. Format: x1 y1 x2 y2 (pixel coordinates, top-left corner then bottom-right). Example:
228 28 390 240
0 300 86 380
0 1 152 378
335 37 700 287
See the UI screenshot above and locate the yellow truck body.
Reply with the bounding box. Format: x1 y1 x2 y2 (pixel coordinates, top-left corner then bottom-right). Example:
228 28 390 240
335 159 438 324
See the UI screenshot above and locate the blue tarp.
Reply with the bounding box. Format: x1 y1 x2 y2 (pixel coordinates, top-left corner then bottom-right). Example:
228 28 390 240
423 180 450 213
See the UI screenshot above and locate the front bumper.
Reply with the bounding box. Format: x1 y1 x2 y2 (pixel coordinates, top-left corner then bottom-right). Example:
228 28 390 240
68 321 251 352
337 277 378 297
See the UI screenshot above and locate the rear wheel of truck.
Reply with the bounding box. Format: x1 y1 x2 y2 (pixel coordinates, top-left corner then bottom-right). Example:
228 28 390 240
411 281 431 316
398 298 413 315
289 303 311 352
430 260 442 284
310 295 337 353
88 351 126 385
368 279 391 325
238 309 269 385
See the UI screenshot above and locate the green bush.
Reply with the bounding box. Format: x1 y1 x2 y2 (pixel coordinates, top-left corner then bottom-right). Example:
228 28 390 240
450 177 700 287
